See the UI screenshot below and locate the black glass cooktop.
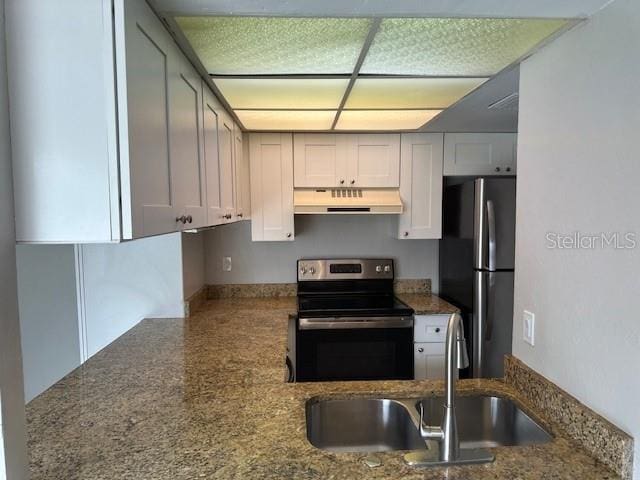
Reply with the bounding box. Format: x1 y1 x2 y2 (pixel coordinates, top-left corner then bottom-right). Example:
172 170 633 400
297 294 414 318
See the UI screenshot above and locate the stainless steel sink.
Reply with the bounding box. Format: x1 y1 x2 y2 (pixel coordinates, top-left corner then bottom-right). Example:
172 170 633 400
306 398 425 452
306 395 552 453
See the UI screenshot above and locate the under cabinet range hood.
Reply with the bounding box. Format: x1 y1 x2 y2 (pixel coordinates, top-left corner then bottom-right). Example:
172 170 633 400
294 188 403 214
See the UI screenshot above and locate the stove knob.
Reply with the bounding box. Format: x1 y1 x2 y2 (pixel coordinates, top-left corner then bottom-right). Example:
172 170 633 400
384 265 391 273
309 267 316 274
375 265 382 273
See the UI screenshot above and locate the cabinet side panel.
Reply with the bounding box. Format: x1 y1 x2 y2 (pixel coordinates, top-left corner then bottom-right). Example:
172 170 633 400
7 0 116 242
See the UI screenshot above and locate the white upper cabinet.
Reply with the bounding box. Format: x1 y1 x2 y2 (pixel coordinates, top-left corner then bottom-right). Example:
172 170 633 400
293 134 348 187
7 0 242 243
250 134 295 242
347 134 401 187
202 86 224 226
168 54 207 230
218 112 237 223
443 133 517 176
398 133 443 239
234 127 251 221
293 134 400 188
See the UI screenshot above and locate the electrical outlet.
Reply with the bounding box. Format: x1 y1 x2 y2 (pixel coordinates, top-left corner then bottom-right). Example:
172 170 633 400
523 310 535 346
222 256 232 272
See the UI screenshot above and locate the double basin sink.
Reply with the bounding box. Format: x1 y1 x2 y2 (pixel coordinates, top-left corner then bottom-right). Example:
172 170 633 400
307 395 552 453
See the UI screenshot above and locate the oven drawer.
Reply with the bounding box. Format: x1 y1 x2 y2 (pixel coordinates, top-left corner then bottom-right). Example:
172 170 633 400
414 314 449 343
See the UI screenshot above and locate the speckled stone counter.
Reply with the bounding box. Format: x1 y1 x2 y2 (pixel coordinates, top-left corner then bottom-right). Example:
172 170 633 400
27 298 622 479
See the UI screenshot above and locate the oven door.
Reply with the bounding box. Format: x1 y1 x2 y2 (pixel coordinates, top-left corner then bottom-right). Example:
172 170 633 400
295 317 414 382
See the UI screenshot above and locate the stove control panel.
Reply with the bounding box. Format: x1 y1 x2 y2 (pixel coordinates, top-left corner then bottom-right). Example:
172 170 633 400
298 259 394 281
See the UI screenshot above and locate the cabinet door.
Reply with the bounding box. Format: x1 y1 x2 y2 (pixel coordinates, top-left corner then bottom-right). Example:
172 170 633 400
168 55 206 229
202 86 224 226
398 133 443 239
414 343 446 380
347 134 400 187
249 133 294 241
118 0 177 238
234 127 250 221
443 133 517 176
219 113 237 222
293 134 348 187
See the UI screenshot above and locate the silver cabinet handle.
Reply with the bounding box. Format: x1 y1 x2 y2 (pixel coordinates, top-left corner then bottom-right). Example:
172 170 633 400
418 347 424 353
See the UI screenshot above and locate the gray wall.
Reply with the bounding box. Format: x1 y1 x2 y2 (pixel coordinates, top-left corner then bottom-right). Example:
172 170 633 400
181 232 205 298
204 216 439 287
514 0 640 476
16 245 81 402
0 0 28 475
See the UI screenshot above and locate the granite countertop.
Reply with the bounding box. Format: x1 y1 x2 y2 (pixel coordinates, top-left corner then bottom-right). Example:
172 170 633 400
26 295 619 479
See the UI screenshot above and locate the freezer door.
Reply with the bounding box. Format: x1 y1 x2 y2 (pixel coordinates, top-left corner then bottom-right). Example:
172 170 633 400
473 178 516 271
472 270 514 378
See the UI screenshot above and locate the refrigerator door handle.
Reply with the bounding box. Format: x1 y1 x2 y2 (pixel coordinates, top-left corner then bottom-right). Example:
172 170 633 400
486 200 497 272
485 272 496 341
473 272 487 377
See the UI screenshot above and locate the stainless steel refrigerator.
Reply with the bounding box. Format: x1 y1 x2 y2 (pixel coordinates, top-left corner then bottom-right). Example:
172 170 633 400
439 178 516 378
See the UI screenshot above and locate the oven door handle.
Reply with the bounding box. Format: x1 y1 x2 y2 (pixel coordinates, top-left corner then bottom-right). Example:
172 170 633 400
298 316 414 330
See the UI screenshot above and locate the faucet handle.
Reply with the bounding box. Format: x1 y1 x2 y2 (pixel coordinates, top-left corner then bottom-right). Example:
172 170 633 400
418 401 444 441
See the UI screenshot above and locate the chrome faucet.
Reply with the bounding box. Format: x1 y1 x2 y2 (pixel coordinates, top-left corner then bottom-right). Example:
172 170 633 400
405 313 494 467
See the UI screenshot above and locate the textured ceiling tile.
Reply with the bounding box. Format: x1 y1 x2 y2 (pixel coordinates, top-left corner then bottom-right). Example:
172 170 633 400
213 78 349 109
345 77 488 109
336 110 442 130
360 18 568 76
235 110 336 130
176 17 371 75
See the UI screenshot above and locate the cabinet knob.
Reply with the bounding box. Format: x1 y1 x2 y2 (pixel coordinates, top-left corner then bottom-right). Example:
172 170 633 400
418 348 424 353
435 328 441 333
237 213 243 218
495 167 501 172
404 231 409 237
186 215 193 224
340 179 345 185
287 233 292 238
506 167 511 172
350 179 355 185
226 214 232 220
176 215 187 224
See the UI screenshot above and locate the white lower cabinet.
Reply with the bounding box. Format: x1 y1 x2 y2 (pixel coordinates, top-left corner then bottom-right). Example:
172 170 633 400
398 133 443 239
443 133 517 176
249 134 295 242
414 315 449 380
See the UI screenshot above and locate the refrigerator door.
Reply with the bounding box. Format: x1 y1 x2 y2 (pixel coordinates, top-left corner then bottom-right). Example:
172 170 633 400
472 270 514 378
473 178 516 271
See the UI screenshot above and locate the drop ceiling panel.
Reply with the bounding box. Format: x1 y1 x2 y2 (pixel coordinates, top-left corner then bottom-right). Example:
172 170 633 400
214 78 349 109
336 110 442 130
236 110 337 130
345 77 488 109
360 18 568 76
175 17 371 74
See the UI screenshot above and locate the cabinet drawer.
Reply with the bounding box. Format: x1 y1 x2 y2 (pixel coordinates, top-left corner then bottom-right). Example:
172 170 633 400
414 314 449 343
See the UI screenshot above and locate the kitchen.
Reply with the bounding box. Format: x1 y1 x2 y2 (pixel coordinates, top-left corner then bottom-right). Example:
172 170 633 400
0 0 639 479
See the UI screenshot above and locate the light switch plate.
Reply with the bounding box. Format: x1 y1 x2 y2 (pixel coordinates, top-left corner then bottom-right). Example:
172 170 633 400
222 256 232 272
523 310 535 346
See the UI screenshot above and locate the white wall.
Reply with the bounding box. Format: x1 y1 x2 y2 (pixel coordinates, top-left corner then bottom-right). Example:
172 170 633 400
181 232 205 298
514 0 640 476
0 0 28 475
16 245 81 402
205 216 439 286
79 233 185 358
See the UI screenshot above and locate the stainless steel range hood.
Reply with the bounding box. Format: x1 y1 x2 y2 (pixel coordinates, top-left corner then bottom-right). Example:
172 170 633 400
294 188 403 214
